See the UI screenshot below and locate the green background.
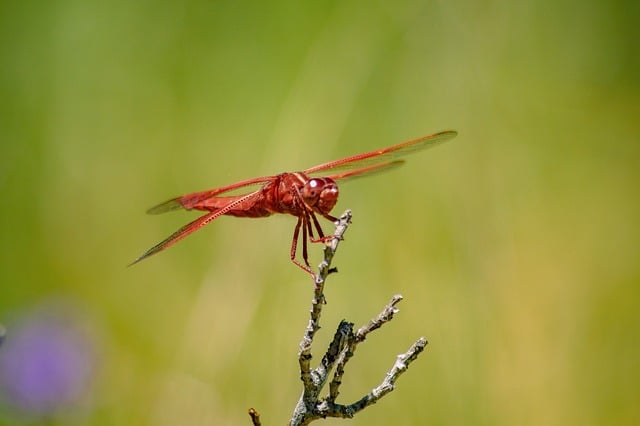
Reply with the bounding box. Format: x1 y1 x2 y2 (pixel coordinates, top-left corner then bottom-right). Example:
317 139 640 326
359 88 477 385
1 0 638 424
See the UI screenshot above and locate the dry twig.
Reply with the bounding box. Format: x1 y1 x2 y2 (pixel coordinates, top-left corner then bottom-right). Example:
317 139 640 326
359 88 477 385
288 210 428 425
248 408 261 426
247 210 429 424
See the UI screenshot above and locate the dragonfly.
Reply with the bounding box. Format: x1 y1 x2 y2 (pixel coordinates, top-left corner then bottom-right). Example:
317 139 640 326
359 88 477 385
132 130 457 274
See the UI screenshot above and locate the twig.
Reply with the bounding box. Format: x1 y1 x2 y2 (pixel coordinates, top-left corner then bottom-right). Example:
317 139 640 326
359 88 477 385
295 210 353 416
328 295 404 404
322 337 427 418
248 408 261 426
288 210 429 425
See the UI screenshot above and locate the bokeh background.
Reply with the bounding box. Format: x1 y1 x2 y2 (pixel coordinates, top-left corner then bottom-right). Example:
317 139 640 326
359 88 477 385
1 0 638 424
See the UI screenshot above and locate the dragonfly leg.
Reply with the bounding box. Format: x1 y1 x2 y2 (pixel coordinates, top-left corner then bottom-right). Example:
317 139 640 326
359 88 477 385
310 211 324 239
290 216 301 262
290 216 314 276
302 214 310 266
323 213 339 223
309 211 335 244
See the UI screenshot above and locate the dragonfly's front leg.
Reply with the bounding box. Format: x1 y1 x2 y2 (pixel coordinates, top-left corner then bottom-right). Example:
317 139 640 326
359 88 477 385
309 211 335 244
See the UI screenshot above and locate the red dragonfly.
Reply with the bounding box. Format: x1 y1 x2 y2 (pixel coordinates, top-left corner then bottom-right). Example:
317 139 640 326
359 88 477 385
132 130 456 273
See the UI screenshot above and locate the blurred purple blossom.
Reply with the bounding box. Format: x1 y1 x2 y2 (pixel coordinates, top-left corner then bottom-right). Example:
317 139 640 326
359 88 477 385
0 304 96 417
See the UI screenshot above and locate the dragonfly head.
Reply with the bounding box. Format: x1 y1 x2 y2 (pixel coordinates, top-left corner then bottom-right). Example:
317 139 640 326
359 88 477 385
301 178 339 215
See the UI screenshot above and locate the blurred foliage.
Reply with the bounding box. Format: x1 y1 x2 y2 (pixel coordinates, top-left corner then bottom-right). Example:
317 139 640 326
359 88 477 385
0 0 638 424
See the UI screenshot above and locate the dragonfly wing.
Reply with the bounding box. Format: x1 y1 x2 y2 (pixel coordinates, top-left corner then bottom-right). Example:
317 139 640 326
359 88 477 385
131 210 220 264
132 190 262 264
324 160 405 181
147 175 276 214
147 198 184 214
304 130 456 177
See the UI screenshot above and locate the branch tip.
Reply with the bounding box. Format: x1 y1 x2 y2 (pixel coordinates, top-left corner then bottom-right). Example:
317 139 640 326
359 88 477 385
248 407 261 426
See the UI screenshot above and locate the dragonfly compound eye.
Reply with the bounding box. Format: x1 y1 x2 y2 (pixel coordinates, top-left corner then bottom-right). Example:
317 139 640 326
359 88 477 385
302 179 323 206
316 178 338 214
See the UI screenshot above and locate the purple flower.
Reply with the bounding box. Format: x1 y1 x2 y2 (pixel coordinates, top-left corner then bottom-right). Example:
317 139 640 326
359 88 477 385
0 305 95 417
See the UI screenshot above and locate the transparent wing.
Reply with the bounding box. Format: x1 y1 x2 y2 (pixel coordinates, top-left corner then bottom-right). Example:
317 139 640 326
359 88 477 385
131 190 263 264
147 176 276 214
323 160 405 182
304 130 456 179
